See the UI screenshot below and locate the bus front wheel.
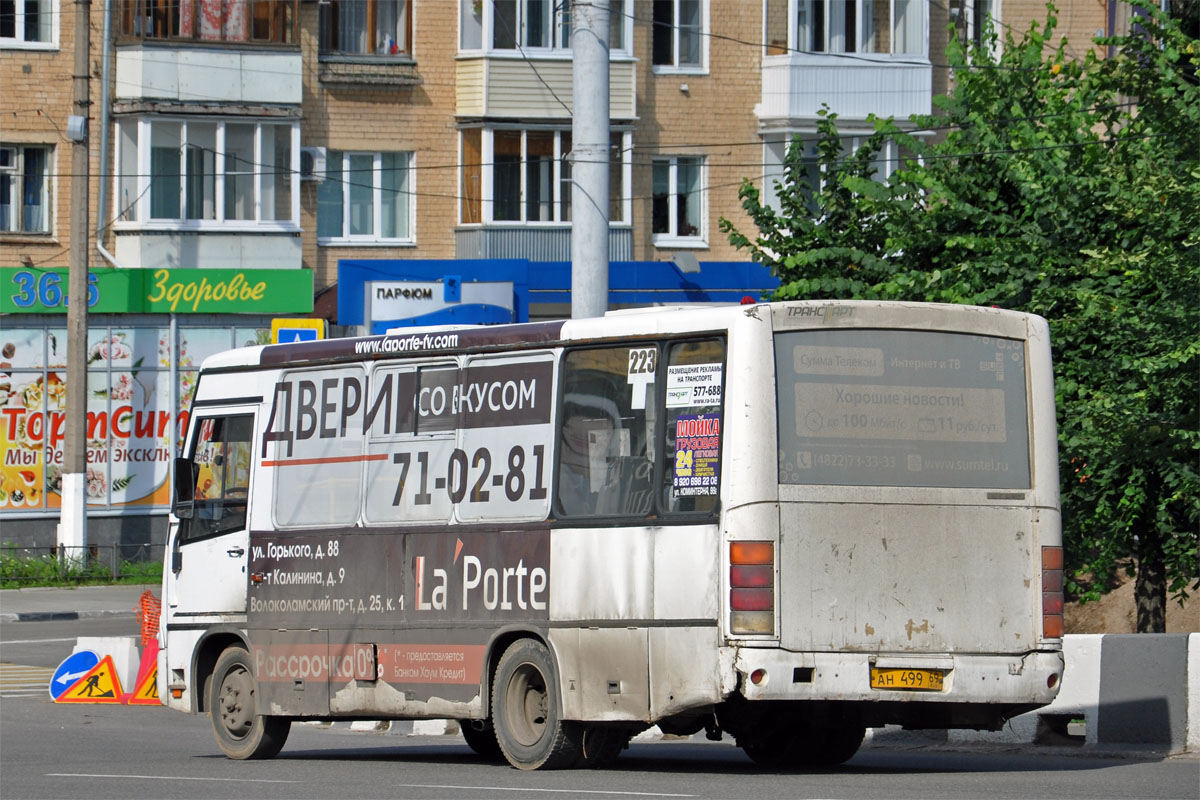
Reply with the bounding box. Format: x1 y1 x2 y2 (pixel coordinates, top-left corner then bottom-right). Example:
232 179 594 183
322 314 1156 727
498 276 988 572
209 645 290 760
492 639 582 770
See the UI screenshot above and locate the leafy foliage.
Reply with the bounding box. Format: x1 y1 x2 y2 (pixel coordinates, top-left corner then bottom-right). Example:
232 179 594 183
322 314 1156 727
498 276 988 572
720 2 1199 630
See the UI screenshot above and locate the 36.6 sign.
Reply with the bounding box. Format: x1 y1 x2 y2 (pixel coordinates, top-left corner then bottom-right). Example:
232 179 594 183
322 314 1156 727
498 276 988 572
9 269 99 310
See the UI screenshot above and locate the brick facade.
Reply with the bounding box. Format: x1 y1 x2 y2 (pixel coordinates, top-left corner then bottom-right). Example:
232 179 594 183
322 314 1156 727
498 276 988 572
1 0 1115 295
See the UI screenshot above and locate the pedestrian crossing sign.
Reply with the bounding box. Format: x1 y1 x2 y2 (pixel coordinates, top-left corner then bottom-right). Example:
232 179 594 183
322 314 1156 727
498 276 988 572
55 655 124 704
271 318 326 344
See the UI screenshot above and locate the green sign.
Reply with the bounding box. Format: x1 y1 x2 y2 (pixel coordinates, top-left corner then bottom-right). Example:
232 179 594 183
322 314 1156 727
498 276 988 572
1 267 313 314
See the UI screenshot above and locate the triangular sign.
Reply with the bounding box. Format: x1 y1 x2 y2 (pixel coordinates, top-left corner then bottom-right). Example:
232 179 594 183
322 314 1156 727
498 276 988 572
55 655 124 704
127 665 160 706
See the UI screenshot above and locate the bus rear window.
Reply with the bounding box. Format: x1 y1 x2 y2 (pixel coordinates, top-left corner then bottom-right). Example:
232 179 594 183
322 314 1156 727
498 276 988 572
775 330 1031 489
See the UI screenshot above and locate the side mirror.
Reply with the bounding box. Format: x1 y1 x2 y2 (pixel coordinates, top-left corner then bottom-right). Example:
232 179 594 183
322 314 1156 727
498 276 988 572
172 457 197 519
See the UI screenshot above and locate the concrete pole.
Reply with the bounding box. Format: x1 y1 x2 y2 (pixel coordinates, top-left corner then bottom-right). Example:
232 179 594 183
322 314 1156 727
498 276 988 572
570 0 610 319
60 0 91 563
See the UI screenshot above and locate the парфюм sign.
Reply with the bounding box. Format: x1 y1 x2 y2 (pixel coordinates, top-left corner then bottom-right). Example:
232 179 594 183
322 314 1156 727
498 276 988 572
1 267 313 314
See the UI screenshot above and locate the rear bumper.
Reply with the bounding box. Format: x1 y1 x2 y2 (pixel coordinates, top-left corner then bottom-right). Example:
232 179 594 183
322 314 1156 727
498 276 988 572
731 647 1064 709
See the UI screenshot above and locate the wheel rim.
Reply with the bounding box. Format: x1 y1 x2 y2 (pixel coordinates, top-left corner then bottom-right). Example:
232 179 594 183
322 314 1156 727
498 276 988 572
503 661 548 747
217 665 255 741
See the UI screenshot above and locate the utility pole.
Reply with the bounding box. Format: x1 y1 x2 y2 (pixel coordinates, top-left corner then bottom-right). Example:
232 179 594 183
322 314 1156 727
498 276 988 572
60 0 91 562
570 0 610 319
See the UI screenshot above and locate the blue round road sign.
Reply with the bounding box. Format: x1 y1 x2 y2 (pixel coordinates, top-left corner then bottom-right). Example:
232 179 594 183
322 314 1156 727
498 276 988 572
49 650 99 700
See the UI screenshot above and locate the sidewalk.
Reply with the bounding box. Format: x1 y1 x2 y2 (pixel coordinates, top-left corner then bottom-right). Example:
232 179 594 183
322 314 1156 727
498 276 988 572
0 584 157 622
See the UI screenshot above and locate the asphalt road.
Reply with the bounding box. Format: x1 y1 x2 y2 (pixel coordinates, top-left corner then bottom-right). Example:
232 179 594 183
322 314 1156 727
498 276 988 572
2 616 1197 800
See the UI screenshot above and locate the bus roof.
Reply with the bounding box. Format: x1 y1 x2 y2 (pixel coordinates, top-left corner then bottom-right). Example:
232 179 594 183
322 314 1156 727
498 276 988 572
197 301 1038 373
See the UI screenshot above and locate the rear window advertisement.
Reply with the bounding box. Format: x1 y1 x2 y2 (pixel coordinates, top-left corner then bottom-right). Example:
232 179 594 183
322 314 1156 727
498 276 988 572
673 412 721 497
775 330 1031 489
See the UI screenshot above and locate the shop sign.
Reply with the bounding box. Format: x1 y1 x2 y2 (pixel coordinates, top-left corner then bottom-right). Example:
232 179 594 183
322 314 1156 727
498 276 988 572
1 268 313 314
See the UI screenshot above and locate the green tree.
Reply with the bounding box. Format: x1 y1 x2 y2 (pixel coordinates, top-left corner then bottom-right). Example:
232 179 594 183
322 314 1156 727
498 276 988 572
720 2 1199 632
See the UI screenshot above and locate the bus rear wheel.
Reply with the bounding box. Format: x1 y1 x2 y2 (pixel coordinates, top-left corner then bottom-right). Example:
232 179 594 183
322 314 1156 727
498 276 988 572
209 645 290 760
492 639 582 770
459 718 504 760
740 722 864 769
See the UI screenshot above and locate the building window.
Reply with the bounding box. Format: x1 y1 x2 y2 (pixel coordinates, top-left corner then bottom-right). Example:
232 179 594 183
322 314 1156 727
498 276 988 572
652 156 704 244
772 0 926 56
652 0 703 70
317 151 413 242
761 134 904 215
0 144 50 234
491 0 571 49
952 0 996 54
459 0 629 53
116 0 297 44
1 0 53 45
115 118 298 227
460 129 628 226
320 0 410 56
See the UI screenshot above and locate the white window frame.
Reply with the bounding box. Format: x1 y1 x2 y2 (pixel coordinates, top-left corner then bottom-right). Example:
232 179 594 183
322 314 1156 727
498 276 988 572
966 0 1000 58
113 117 300 231
780 0 928 58
651 155 707 248
0 143 52 234
460 128 632 228
651 0 709 74
458 0 632 56
760 132 904 214
0 0 57 49
488 0 572 52
317 150 416 246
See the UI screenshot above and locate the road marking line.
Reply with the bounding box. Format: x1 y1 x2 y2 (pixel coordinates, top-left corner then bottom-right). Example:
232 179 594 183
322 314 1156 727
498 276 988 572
0 663 56 695
391 786 694 797
46 774 301 784
1 637 78 644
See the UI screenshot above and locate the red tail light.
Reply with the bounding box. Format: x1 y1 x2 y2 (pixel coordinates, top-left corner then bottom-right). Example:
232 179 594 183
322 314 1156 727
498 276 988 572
1042 546 1064 639
730 541 774 635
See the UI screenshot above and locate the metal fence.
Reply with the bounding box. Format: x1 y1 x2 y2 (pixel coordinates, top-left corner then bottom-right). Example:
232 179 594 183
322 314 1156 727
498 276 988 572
0 543 165 585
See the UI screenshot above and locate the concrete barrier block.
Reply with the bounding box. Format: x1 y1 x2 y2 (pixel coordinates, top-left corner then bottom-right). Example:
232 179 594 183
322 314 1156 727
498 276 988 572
412 719 457 736
74 637 140 694
1186 633 1198 753
1098 634 1189 751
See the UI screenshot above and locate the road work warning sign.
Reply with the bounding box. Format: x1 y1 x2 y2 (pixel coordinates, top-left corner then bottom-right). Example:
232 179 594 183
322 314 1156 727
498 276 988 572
55 655 124 704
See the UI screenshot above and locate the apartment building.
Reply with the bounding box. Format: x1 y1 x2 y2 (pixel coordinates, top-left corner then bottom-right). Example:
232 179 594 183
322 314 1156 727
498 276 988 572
0 0 1111 545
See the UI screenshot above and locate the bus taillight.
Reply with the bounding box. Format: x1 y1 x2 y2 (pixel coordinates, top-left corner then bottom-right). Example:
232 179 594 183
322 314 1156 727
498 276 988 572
1042 546 1064 639
730 541 774 635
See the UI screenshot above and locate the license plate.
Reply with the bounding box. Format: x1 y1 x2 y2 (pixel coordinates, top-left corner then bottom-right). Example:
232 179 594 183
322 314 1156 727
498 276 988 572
869 667 944 691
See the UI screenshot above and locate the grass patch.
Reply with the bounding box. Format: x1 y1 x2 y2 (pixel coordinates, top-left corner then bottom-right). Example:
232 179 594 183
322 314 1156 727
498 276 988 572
0 546 163 590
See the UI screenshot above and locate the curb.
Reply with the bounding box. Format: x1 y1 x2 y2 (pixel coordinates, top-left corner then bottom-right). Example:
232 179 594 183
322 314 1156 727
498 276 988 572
0 610 136 623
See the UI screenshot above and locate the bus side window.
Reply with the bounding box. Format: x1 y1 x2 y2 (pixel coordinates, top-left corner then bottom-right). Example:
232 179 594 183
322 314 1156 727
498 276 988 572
182 414 254 541
661 339 725 515
556 346 655 518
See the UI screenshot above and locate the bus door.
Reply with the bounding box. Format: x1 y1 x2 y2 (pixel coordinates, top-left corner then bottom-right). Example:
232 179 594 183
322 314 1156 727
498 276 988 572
168 408 257 617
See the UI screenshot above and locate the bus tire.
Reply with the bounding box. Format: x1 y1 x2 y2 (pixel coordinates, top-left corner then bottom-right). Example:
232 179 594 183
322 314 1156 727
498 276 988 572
492 639 582 770
577 725 629 768
209 645 290 760
798 722 864 767
459 718 504 760
739 735 797 769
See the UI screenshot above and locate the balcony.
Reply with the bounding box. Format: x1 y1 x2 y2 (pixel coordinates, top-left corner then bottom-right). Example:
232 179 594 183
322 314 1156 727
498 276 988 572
456 55 636 120
456 227 632 262
115 45 301 106
757 53 931 126
113 0 301 105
